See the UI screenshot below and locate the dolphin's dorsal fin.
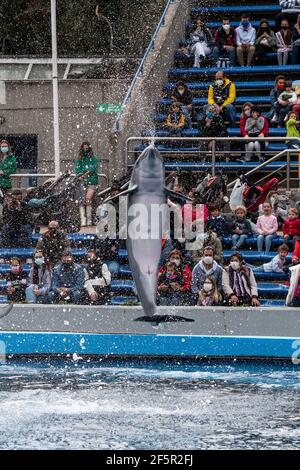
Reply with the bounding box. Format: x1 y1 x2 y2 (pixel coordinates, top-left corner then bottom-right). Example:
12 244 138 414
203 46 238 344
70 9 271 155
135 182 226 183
164 187 193 204
103 184 138 204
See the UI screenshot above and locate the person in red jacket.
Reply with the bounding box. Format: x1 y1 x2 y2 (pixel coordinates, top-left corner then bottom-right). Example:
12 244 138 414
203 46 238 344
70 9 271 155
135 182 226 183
284 208 300 248
292 239 300 264
158 249 192 305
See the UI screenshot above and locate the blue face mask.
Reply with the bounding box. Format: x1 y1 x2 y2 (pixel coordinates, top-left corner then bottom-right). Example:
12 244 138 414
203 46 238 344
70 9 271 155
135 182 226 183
242 21 250 29
1 146 9 153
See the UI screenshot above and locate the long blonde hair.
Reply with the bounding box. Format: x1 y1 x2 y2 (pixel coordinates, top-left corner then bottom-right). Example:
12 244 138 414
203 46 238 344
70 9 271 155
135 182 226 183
198 277 222 304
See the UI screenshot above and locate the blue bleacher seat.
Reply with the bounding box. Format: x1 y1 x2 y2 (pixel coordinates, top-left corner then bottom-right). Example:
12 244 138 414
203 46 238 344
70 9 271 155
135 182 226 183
191 5 281 15
168 65 300 79
144 128 286 138
0 248 86 259
175 51 277 63
111 296 139 305
164 81 275 92
159 96 272 108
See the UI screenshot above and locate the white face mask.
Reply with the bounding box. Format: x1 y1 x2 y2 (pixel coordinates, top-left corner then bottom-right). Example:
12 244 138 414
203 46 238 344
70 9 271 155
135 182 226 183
223 24 230 31
203 283 213 292
203 256 213 265
230 261 240 271
178 89 184 95
171 259 180 267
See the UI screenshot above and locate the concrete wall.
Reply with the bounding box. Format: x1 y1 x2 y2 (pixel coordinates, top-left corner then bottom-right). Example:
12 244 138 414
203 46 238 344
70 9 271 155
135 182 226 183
0 79 130 185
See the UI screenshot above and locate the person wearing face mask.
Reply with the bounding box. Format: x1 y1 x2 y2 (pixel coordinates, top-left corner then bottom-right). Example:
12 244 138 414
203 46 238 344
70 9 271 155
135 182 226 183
158 249 192 305
255 19 277 64
207 71 236 127
213 16 236 67
276 19 292 65
223 253 260 307
268 75 291 125
5 258 27 303
276 1 300 31
0 140 17 193
82 249 111 305
235 14 256 66
198 276 222 307
74 141 99 227
292 13 300 63
25 251 52 304
36 220 71 267
171 81 193 129
190 17 213 67
48 251 85 304
191 246 226 300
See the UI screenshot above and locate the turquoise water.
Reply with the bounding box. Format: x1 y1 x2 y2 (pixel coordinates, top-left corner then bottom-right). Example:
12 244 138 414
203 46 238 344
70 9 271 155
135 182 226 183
0 360 300 450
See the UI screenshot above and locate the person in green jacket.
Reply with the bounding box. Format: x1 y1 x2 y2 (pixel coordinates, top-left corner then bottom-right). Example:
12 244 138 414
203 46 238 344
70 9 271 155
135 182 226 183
0 139 17 191
286 111 300 150
74 141 99 226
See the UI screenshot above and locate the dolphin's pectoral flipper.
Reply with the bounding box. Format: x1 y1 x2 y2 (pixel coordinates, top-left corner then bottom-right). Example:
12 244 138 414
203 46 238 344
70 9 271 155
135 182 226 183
103 184 138 203
134 315 195 324
164 187 193 203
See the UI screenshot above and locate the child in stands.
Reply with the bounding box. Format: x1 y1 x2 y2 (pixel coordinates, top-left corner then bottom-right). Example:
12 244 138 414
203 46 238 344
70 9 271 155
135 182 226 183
256 202 278 253
157 261 184 306
231 205 252 250
250 244 290 273
286 111 300 149
244 107 267 162
278 80 297 107
283 207 300 248
205 206 226 242
197 276 222 306
166 102 185 137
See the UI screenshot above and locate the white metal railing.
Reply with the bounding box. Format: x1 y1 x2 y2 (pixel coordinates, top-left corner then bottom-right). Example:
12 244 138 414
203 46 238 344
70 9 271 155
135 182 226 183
126 136 300 190
9 172 108 186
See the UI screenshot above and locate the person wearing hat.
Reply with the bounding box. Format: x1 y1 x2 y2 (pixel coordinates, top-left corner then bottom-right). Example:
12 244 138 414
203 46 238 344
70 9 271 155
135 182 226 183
244 107 268 162
0 139 17 193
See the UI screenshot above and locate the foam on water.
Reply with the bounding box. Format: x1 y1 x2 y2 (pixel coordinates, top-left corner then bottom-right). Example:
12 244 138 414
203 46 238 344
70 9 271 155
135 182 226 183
0 360 300 450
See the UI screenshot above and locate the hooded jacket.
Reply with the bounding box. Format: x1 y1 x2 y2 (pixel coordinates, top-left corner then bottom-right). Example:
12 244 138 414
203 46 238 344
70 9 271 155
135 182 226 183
235 23 256 46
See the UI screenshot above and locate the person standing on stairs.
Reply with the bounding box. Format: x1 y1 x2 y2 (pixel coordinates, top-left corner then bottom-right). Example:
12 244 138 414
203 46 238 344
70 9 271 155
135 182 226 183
235 14 256 67
74 141 99 227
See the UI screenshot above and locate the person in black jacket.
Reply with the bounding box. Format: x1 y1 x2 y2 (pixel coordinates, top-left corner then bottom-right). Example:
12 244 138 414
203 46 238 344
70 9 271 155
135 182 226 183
212 17 236 66
5 257 27 302
1 190 32 248
231 206 252 250
198 105 228 152
205 206 227 242
171 81 193 128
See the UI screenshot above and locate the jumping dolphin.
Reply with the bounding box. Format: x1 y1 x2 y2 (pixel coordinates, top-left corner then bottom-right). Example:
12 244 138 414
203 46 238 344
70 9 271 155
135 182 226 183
103 145 190 316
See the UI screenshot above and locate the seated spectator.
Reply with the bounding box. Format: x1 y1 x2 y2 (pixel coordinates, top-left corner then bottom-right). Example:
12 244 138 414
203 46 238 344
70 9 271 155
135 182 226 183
197 276 222 306
5 258 27 303
240 101 254 136
36 220 71 266
202 230 224 265
212 16 236 67
158 249 192 305
276 1 300 31
282 208 300 247
292 239 300 263
166 102 185 137
171 81 193 128
1 190 32 248
268 75 291 126
278 80 297 107
158 261 184 306
181 195 209 240
223 253 260 307
259 191 290 227
256 202 278 253
191 246 224 296
198 105 228 152
25 251 52 304
255 19 277 64
250 244 290 273
235 14 256 67
82 249 111 305
292 84 300 117
286 111 300 149
206 71 236 127
244 107 267 162
48 251 85 304
190 17 213 67
292 13 300 63
205 206 226 241
276 18 292 65
0 140 17 195
231 205 252 250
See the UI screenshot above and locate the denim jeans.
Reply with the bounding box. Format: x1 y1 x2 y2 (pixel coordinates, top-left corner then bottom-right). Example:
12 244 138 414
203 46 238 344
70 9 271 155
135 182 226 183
232 234 248 248
212 46 235 66
47 289 82 304
25 285 48 304
181 105 192 128
224 104 236 128
257 234 275 253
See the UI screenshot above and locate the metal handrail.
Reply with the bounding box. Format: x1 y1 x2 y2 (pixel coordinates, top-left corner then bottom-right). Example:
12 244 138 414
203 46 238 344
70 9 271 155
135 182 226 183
114 0 175 133
126 136 300 187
